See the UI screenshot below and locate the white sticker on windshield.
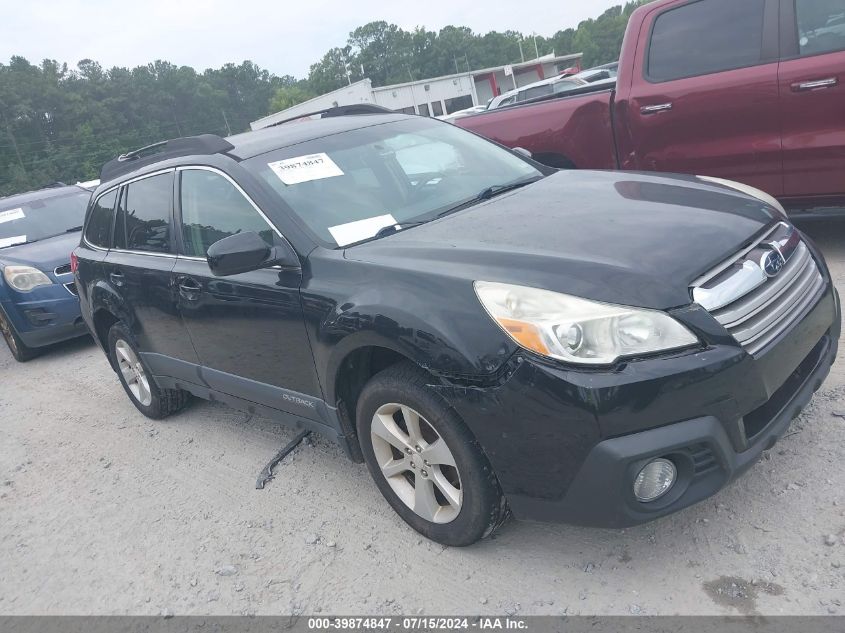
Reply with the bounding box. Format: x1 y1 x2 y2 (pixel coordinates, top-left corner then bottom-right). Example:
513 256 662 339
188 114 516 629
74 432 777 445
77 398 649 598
328 214 397 247
268 152 344 185
0 235 26 248
0 208 25 224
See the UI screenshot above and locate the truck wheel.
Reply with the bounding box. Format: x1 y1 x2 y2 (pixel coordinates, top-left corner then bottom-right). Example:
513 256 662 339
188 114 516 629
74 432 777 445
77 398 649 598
356 362 508 546
108 322 191 419
0 307 38 362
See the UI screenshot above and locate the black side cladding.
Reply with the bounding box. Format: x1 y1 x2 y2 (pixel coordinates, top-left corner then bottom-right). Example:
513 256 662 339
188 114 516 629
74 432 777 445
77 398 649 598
100 134 235 182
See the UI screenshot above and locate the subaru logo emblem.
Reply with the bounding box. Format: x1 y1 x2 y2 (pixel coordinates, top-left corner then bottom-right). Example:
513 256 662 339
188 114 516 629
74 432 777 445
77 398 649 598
761 249 785 277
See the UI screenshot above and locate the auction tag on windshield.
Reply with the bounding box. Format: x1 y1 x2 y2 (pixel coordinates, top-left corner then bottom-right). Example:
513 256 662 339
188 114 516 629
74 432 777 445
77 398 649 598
328 214 397 247
0 235 26 248
0 208 25 224
268 153 344 185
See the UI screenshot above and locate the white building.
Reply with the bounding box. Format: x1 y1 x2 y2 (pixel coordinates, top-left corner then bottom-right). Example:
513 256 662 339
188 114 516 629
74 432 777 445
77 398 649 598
250 53 582 130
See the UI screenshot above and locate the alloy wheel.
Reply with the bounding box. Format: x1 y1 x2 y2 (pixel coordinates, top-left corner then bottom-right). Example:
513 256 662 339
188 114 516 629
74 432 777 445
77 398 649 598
115 339 152 406
370 403 463 523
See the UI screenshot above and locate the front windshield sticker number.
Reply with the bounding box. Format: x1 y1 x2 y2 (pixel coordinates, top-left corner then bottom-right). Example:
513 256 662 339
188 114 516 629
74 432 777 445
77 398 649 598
0 235 26 248
268 153 344 185
328 214 397 247
0 208 25 224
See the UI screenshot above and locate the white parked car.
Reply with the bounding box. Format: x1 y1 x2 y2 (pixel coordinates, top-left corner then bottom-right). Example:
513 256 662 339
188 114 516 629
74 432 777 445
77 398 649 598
437 105 488 123
487 63 619 110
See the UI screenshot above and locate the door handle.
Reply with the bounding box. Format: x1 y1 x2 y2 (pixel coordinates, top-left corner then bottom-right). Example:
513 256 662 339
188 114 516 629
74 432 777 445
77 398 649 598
792 77 838 91
177 277 202 301
109 272 125 287
640 102 673 114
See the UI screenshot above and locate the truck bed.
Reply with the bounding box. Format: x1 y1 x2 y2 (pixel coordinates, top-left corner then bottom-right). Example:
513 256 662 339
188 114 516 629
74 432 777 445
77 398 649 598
456 84 618 170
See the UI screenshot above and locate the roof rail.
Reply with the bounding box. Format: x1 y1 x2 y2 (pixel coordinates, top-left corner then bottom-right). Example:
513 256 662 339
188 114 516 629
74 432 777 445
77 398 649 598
100 133 235 182
266 103 394 129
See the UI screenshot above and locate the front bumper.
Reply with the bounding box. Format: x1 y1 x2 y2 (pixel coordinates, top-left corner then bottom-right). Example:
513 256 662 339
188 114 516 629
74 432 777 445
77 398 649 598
1 284 87 348
437 283 840 528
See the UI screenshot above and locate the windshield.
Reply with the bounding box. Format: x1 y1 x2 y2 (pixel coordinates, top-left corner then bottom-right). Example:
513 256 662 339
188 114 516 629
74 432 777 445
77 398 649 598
0 190 90 249
244 117 543 247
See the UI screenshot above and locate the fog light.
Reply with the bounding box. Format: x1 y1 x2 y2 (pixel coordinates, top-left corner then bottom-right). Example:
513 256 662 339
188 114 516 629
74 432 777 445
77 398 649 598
633 458 676 502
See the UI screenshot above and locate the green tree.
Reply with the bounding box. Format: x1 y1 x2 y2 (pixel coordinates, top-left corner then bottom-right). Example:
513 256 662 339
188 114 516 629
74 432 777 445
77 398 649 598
308 46 356 95
270 84 315 112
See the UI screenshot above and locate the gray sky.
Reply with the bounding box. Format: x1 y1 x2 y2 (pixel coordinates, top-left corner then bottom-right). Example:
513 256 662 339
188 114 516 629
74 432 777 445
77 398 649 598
0 0 621 78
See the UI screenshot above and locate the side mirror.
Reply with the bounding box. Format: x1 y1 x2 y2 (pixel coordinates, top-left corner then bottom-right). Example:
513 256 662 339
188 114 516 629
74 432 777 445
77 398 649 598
512 147 533 159
206 232 299 277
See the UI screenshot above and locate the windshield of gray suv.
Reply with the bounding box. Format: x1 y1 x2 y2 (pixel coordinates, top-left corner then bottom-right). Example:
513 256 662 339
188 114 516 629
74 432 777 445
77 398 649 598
243 117 543 247
0 189 91 249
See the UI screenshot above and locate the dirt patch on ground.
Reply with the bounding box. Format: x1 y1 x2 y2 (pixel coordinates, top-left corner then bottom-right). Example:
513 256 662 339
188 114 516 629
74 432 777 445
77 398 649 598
702 576 784 615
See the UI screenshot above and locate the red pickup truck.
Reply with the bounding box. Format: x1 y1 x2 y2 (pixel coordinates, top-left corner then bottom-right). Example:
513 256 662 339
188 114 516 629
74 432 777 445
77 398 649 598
458 0 845 214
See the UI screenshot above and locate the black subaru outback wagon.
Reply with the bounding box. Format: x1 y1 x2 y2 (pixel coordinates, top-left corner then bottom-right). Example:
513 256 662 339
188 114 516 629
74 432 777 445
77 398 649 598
74 106 840 546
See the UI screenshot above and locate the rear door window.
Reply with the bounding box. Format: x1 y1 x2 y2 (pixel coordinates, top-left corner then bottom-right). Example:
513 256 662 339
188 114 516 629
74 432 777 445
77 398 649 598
648 0 767 81
84 190 117 248
796 0 845 55
114 172 174 253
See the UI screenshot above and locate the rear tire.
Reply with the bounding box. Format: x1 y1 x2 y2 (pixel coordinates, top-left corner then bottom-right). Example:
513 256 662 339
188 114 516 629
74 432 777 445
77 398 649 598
108 322 191 419
0 306 38 362
356 361 508 546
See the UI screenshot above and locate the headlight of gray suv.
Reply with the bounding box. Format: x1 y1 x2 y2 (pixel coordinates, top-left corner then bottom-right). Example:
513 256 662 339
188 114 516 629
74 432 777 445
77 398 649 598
474 281 698 365
3 265 53 292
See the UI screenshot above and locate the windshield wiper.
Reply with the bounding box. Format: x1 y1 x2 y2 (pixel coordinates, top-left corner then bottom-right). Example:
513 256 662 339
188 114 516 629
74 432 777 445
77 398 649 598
65 226 83 233
437 177 542 219
476 178 541 201
369 177 542 242
373 221 428 239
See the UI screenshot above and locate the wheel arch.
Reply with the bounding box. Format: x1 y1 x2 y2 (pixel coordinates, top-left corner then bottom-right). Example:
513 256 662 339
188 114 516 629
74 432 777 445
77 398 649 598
327 337 447 449
92 308 121 370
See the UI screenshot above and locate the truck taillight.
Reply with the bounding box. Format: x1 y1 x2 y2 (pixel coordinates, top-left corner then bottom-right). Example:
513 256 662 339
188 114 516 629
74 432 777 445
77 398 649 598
70 252 79 274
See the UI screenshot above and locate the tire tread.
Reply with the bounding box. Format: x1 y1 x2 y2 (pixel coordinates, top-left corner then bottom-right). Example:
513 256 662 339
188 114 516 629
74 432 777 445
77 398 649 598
108 322 191 419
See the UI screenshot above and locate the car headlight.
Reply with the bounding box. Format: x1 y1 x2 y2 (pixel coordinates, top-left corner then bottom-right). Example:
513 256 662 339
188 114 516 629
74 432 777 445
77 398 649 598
2 265 53 292
474 281 698 365
697 176 788 220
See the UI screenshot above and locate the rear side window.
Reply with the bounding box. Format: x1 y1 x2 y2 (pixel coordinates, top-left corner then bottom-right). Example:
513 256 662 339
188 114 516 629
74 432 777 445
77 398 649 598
796 0 845 55
648 0 766 81
179 169 277 258
84 190 117 248
521 85 553 101
553 80 581 94
114 172 173 253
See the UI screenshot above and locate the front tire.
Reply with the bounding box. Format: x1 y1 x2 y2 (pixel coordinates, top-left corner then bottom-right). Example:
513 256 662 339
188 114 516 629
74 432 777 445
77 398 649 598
108 322 191 419
356 362 508 546
0 306 38 362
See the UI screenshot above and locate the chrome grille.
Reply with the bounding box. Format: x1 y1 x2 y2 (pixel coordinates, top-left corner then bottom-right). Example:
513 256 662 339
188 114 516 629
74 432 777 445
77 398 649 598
693 223 824 356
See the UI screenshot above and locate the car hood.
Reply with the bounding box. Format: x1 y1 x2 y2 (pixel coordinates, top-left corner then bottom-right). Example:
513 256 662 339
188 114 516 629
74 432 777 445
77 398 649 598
347 170 784 310
0 231 80 273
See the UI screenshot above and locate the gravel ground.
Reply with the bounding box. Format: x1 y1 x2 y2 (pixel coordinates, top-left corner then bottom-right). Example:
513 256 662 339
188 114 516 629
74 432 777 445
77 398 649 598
1 219 844 617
